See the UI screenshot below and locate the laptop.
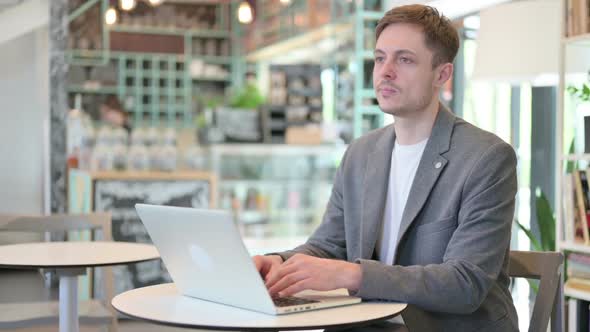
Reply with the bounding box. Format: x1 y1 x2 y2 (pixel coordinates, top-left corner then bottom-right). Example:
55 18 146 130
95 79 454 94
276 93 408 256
135 204 361 315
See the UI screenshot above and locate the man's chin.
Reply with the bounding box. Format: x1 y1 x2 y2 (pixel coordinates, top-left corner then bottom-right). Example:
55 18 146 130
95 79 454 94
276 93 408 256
378 105 404 116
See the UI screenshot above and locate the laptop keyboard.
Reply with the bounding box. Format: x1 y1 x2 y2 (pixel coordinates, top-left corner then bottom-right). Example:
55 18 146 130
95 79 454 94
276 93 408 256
272 296 320 307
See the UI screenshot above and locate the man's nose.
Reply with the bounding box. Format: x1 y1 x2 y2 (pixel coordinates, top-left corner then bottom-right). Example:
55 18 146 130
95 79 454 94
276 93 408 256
381 61 397 80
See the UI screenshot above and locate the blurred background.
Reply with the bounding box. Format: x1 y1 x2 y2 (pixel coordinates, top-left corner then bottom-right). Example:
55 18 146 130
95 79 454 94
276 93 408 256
0 0 589 330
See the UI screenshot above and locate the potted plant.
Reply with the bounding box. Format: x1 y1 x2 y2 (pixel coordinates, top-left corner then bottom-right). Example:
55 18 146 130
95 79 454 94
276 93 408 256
216 78 266 142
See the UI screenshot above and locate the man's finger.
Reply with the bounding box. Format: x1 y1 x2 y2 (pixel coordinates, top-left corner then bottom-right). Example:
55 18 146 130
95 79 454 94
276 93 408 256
265 263 298 288
253 258 262 272
268 272 308 296
277 278 309 297
263 262 281 281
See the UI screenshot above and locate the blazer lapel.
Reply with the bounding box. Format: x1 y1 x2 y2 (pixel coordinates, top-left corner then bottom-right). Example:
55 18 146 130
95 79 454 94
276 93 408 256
395 105 455 252
360 125 395 259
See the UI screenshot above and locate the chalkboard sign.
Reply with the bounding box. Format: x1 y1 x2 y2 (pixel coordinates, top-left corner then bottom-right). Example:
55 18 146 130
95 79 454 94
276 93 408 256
93 179 211 295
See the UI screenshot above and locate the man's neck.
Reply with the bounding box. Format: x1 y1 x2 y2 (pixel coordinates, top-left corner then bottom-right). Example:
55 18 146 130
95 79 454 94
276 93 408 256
393 98 440 145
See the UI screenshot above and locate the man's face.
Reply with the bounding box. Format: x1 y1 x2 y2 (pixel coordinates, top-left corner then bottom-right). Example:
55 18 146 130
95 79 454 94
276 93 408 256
373 23 440 117
100 105 126 127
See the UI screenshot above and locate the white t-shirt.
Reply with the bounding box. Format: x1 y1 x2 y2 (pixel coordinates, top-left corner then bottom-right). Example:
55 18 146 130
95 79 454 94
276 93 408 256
377 138 428 265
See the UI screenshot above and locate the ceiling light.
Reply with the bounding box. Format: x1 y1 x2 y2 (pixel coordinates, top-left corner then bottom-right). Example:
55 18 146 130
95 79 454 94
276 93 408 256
280 0 291 5
119 0 136 11
148 0 164 6
105 7 118 25
237 1 253 24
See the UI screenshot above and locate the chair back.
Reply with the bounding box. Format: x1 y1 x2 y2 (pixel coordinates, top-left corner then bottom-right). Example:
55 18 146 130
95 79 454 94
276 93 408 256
0 212 112 241
509 250 564 332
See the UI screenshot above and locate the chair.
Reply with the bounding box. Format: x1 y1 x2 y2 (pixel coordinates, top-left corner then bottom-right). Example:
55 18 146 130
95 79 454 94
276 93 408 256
508 250 564 332
0 212 117 332
395 250 564 332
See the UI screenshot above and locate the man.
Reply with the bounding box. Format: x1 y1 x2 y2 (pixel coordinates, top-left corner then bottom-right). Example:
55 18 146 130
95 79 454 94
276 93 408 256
100 94 131 132
254 4 518 332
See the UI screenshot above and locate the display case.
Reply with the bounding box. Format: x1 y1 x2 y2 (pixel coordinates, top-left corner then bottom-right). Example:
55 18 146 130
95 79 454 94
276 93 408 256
208 144 346 238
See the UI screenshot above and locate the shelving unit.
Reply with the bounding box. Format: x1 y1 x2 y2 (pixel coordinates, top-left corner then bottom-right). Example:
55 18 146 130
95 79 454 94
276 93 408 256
265 64 323 143
353 0 386 138
66 0 239 128
117 53 190 126
555 0 590 330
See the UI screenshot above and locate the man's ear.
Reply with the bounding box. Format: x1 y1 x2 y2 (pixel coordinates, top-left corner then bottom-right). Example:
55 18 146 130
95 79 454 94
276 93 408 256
434 63 454 87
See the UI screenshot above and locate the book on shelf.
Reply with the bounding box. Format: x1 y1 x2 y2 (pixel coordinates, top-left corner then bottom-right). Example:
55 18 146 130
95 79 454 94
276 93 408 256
570 252 590 264
569 267 590 279
567 297 590 332
565 173 576 243
566 0 590 37
567 277 590 292
568 253 590 279
569 170 590 244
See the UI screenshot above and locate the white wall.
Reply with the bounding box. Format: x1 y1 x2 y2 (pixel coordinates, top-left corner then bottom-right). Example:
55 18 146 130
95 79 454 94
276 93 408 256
0 27 49 214
0 0 48 46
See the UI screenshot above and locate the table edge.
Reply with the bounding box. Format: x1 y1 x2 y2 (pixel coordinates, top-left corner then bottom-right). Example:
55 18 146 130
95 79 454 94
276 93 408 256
113 299 406 331
0 256 159 270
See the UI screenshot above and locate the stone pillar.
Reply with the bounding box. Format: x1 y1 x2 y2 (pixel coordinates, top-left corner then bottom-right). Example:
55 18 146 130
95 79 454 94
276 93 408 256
49 0 69 213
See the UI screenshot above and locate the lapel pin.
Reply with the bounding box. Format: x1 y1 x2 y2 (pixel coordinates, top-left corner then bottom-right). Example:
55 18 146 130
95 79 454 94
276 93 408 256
434 161 442 169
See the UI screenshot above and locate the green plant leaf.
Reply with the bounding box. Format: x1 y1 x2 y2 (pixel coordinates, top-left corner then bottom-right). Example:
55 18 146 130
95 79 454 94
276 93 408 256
229 83 265 109
514 219 542 251
566 139 576 174
567 85 578 95
535 188 556 251
527 279 539 293
568 83 590 102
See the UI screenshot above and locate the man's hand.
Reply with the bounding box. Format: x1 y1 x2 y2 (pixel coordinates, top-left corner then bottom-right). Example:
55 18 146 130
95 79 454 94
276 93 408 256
253 255 283 281
264 253 362 297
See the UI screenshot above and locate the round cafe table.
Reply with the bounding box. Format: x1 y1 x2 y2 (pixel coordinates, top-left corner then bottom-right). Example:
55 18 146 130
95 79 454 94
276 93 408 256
112 283 407 331
0 241 160 332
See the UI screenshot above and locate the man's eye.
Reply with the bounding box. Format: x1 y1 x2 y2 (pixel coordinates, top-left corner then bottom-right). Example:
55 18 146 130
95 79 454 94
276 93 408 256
399 57 413 64
375 57 384 63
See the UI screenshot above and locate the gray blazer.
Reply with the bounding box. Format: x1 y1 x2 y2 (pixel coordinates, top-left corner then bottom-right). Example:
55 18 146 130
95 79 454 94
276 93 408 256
276 105 519 332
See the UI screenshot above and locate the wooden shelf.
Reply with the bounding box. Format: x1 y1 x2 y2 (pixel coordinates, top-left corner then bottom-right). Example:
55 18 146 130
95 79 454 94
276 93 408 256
565 279 590 301
563 33 590 46
110 25 230 38
560 241 590 254
79 170 216 181
565 285 590 301
220 179 332 187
